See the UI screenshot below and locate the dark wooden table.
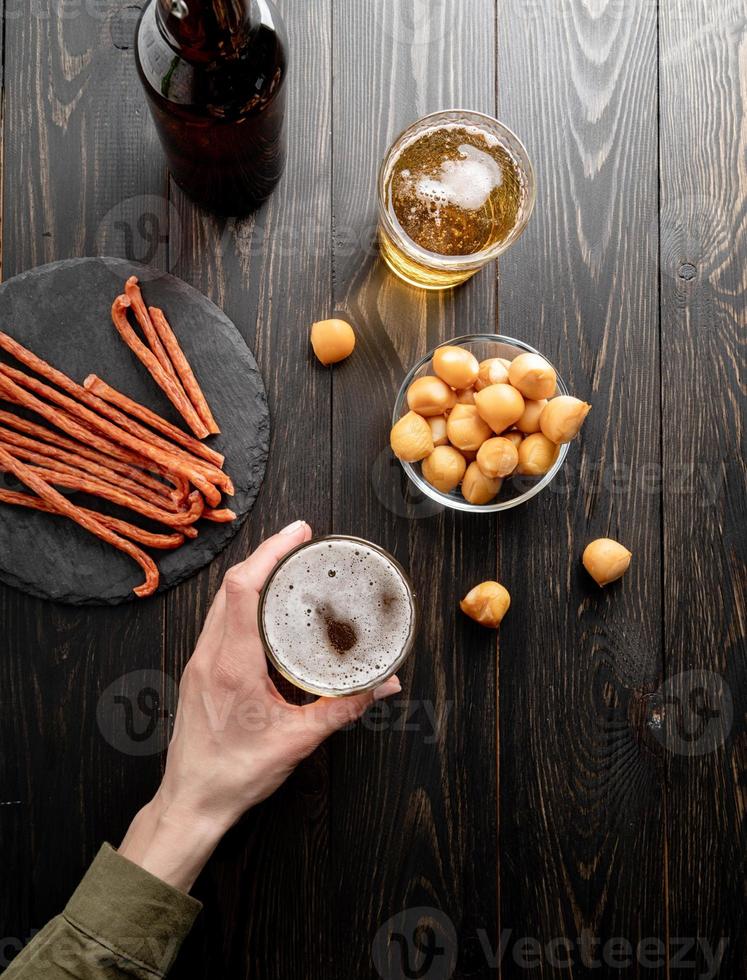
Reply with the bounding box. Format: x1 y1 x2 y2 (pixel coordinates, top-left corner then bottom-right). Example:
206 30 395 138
1 1 745 978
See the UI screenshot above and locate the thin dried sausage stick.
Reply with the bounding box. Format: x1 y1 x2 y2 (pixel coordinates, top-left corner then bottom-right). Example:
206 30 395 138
0 454 204 528
0 374 163 472
0 367 222 507
0 331 227 497
0 453 204 527
82 374 224 469
79 377 232 495
124 277 181 383
0 440 172 510
0 365 220 505
203 508 237 523
0 490 186 550
0 364 220 507
0 409 179 491
0 409 170 494
149 306 220 436
0 331 225 481
0 330 227 501
111 295 209 439
0 447 159 598
0 437 181 512
0 408 191 507
0 424 178 506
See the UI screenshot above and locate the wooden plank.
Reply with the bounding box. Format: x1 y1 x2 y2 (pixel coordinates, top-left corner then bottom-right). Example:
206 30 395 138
495 0 666 972
659 0 747 974
0 0 168 955
329 2 499 976
165 1 335 976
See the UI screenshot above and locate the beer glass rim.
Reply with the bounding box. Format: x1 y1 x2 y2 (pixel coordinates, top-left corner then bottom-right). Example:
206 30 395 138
377 109 537 272
257 535 418 699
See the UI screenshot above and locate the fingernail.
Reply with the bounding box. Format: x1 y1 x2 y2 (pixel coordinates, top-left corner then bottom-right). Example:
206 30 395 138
373 675 401 701
280 520 306 535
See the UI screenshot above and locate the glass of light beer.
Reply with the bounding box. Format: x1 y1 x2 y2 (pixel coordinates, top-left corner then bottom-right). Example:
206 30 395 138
258 536 418 698
378 110 536 290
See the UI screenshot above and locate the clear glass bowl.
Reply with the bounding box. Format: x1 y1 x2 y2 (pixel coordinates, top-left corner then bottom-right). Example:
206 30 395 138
392 335 570 513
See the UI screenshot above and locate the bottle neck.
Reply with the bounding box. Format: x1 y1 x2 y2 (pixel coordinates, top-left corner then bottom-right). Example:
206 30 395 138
155 0 255 59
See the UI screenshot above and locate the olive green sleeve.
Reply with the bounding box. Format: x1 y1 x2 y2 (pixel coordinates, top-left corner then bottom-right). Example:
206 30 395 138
4 844 202 979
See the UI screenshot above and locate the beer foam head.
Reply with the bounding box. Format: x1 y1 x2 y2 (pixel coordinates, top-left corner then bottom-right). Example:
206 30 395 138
261 538 416 694
411 144 504 214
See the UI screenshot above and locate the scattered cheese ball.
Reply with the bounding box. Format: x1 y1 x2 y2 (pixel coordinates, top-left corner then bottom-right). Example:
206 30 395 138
516 433 560 476
582 538 632 587
476 437 519 479
310 318 356 365
433 346 480 389
508 353 557 400
390 411 434 462
540 396 591 444
390 341 590 506
407 376 457 417
475 383 525 434
515 398 547 435
460 581 511 628
446 404 493 452
462 462 502 505
427 415 449 447
422 446 467 493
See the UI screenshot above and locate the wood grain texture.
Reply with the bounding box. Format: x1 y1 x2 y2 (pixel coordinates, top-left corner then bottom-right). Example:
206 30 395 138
330 2 500 977
1 2 746 978
0 0 169 953
495 0 666 974
165 1 335 976
660 0 747 974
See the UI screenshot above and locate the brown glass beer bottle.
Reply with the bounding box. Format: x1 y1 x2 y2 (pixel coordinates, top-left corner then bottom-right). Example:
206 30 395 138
135 0 288 215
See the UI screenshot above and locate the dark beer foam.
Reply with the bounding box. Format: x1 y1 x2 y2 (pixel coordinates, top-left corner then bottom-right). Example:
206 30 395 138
262 539 415 693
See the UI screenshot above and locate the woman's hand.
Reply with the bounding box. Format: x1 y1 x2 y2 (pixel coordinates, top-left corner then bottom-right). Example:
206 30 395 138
119 521 401 891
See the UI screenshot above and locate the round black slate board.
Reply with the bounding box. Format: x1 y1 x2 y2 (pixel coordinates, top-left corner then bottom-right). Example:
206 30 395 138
0 257 269 605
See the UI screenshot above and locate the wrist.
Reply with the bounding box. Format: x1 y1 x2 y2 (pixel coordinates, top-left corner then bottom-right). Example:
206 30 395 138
119 793 228 893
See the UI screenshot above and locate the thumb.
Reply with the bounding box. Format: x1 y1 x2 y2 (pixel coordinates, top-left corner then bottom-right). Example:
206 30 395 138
292 675 402 754
222 520 312 651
